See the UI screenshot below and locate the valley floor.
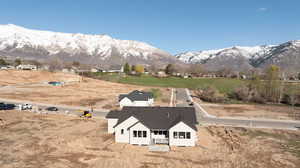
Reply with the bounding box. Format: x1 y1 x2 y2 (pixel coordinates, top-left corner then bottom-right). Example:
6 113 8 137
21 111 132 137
0 70 170 110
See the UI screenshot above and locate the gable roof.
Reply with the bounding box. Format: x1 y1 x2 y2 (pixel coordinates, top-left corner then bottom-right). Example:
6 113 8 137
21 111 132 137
107 106 198 131
105 110 123 119
118 90 153 102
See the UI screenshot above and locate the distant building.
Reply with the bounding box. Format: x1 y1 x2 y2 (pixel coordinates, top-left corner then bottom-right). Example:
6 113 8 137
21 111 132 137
62 68 76 74
106 106 198 146
16 64 37 70
90 68 100 73
119 90 154 108
156 71 167 78
107 65 124 73
0 65 15 70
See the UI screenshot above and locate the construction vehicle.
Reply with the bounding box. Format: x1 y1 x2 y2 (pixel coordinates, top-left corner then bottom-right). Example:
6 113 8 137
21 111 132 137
80 110 92 118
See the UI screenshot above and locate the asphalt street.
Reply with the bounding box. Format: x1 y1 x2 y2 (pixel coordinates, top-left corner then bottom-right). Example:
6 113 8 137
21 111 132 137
0 98 108 118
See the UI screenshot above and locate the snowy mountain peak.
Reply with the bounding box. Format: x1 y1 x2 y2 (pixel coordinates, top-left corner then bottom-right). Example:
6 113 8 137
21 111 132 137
0 24 166 59
175 44 276 64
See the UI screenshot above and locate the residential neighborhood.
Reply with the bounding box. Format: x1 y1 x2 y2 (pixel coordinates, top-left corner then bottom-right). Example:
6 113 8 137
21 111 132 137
1 1 300 167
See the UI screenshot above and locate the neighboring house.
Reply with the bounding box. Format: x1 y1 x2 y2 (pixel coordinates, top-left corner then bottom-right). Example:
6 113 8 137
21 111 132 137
90 68 100 73
106 106 198 146
16 64 37 70
107 65 124 73
119 90 154 107
63 67 78 74
0 65 15 70
156 71 167 78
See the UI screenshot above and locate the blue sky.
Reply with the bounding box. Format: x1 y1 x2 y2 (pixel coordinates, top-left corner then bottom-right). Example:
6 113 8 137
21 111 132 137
0 0 299 54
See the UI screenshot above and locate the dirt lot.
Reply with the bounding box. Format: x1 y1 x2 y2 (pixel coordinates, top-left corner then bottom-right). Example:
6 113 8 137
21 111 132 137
1 110 299 168
191 92 300 120
201 103 300 120
0 70 170 109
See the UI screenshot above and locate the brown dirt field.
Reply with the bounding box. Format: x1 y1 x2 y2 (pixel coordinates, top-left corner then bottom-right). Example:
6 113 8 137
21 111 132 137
1 110 299 168
192 92 300 120
0 70 170 109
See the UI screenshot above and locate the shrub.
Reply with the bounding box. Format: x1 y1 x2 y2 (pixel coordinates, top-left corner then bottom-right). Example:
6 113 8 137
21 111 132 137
149 88 162 99
231 85 267 104
197 86 227 103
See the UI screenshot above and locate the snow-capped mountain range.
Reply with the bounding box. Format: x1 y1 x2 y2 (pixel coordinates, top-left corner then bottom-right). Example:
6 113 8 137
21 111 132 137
176 40 300 72
0 24 299 72
0 24 175 66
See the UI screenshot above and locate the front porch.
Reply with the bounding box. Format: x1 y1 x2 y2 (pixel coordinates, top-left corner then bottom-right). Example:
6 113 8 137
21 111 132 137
151 129 169 144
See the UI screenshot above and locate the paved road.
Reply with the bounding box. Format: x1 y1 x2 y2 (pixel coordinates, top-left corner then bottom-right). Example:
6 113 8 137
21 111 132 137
175 88 191 107
0 98 108 118
178 88 300 130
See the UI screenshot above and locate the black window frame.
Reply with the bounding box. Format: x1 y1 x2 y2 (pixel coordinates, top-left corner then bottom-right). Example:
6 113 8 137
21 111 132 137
143 131 147 137
173 132 178 139
133 130 137 137
179 132 185 139
186 132 191 139
138 131 142 137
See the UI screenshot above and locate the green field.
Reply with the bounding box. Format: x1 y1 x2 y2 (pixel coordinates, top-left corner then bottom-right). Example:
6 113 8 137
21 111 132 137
86 72 245 94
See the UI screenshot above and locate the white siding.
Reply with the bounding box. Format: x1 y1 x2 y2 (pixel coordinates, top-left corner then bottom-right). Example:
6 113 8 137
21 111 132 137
107 119 118 133
114 116 139 143
132 101 151 106
120 98 153 107
129 122 151 145
169 122 196 147
119 97 133 107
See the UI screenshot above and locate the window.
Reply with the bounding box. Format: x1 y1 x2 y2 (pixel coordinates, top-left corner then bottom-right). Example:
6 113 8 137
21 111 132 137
121 129 124 134
186 132 191 139
179 132 185 139
154 131 158 135
133 131 137 137
173 132 178 139
138 131 142 137
159 131 163 135
143 131 147 137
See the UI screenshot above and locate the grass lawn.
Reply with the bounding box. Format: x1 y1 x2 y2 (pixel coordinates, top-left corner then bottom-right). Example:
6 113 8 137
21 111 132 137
86 72 245 94
120 76 245 93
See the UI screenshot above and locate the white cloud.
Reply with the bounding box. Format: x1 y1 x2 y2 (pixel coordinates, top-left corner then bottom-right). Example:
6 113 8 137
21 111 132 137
258 7 267 12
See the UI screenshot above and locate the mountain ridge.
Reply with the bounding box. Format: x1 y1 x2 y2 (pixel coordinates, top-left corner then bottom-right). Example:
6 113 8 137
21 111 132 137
0 24 176 66
175 40 300 72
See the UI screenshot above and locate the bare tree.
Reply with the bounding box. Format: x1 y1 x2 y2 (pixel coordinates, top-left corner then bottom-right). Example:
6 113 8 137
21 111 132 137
48 57 64 72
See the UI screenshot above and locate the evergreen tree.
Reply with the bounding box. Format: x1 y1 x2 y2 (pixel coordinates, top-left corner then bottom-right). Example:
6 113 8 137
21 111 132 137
124 62 131 74
0 59 8 66
14 59 22 66
165 64 175 75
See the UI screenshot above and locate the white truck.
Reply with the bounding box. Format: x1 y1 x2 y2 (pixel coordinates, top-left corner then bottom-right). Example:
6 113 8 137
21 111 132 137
18 103 33 110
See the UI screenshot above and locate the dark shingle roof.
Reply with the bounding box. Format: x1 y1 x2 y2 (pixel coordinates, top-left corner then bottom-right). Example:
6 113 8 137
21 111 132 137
118 90 153 102
105 110 123 119
106 106 198 131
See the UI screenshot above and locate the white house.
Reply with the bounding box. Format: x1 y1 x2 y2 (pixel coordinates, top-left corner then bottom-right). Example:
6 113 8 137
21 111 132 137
107 65 124 73
119 90 154 108
16 64 37 70
106 107 198 147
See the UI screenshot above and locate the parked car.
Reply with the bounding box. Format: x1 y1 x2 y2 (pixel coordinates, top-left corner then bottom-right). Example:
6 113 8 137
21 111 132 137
5 104 16 110
18 104 33 110
0 103 6 110
46 107 58 111
0 103 16 110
